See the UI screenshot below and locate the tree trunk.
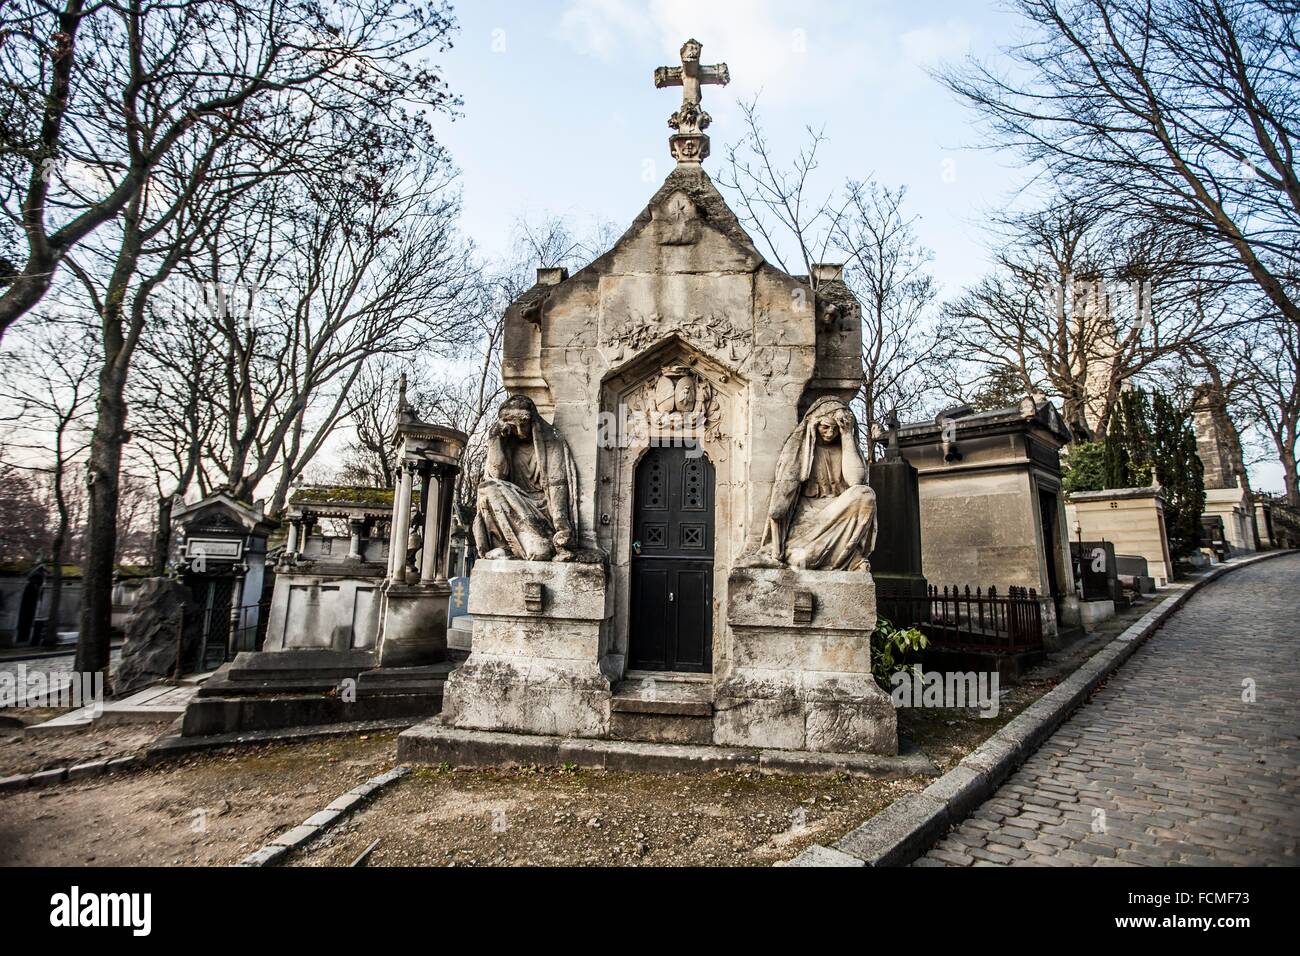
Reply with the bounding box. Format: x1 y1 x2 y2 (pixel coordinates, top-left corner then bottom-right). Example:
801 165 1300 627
75 379 127 681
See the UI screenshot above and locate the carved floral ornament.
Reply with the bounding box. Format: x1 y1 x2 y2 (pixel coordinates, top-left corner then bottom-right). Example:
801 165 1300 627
603 310 753 363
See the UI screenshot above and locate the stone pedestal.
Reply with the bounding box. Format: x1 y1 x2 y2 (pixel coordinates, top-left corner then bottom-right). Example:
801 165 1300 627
715 567 896 754
376 581 452 667
439 559 612 739
868 456 929 625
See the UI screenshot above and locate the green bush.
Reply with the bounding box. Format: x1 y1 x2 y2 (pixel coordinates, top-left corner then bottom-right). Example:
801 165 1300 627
1062 441 1106 494
871 616 929 689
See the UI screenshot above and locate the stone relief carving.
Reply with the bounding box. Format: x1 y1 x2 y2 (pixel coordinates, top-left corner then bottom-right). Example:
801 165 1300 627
626 362 723 442
748 397 878 571
654 192 701 245
474 395 580 562
604 310 753 363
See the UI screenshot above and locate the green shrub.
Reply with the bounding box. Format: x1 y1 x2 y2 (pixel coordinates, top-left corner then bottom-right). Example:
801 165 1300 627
871 616 929 689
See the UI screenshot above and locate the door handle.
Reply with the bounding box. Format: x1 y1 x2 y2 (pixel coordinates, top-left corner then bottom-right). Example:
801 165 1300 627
668 591 675 603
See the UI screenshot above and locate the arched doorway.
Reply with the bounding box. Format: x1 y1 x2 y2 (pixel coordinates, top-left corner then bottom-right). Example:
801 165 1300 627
628 446 715 672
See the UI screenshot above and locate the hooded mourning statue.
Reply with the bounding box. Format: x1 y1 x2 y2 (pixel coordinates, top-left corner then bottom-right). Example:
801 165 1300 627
473 395 580 562
758 396 878 571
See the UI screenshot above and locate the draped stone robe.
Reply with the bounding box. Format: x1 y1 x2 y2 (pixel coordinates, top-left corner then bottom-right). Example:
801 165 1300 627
761 397 878 571
474 400 580 561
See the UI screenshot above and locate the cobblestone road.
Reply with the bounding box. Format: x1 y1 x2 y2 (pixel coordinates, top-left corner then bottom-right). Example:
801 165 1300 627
919 554 1300 866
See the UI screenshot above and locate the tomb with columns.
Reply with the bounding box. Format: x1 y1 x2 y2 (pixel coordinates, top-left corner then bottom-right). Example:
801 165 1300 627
178 383 468 738
402 39 897 763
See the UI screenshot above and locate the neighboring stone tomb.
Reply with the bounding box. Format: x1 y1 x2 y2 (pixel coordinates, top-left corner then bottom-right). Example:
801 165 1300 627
893 399 1079 640
1066 487 1174 587
180 395 467 738
414 40 897 759
260 485 393 653
169 492 277 668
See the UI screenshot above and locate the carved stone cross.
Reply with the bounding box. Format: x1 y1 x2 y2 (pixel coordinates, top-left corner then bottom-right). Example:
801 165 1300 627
654 38 729 163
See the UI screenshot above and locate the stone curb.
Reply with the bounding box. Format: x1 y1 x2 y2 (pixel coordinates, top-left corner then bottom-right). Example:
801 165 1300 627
397 722 940 778
784 550 1294 868
234 765 410 866
144 717 416 763
0 754 142 796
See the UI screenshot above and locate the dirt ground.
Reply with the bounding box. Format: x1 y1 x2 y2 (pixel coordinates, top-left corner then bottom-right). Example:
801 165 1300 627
295 766 927 867
0 732 398 866
0 709 172 778
0 595 1161 866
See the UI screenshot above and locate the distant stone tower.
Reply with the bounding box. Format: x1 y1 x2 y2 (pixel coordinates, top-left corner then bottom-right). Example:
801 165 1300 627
1192 384 1257 552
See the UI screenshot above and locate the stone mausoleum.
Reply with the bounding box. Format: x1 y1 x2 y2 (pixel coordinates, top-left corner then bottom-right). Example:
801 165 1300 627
406 40 896 758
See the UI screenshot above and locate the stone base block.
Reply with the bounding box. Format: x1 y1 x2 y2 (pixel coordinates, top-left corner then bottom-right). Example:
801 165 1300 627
181 689 440 737
713 676 898 755
720 566 897 754
398 721 936 777
1076 598 1116 631
440 657 611 738
441 558 613 738
377 582 451 667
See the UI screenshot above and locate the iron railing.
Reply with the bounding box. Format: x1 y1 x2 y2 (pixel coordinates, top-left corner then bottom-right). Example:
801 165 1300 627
881 584 1044 655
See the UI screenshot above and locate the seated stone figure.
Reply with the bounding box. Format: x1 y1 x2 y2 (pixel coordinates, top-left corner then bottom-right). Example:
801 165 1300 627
474 395 580 562
759 396 877 571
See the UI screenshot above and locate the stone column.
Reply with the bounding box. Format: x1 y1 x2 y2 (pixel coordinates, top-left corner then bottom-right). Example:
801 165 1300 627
347 518 364 560
285 518 301 556
227 572 245 658
436 467 455 584
420 465 443 585
389 462 415 583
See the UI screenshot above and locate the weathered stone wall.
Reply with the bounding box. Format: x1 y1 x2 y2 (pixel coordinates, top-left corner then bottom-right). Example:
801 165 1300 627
262 571 384 651
500 164 861 683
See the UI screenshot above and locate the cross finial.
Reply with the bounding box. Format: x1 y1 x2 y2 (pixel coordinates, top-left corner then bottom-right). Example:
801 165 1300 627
654 38 730 164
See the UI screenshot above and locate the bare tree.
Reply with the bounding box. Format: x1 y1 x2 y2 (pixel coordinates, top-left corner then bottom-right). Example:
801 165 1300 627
128 289 217 572
1237 313 1300 504
0 319 96 644
939 0 1300 332
718 99 949 441
0 0 459 339
944 202 1219 436
169 145 476 515
15 4 467 680
831 182 945 454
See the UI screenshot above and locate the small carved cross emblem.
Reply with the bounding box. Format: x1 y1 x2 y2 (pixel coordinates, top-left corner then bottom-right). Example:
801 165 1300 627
654 38 729 163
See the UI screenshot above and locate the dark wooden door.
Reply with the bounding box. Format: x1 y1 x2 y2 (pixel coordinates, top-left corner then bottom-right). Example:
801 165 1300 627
629 447 714 673
1038 490 1061 600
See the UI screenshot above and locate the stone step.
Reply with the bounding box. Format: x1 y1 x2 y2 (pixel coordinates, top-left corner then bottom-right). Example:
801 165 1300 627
610 676 713 745
611 676 712 716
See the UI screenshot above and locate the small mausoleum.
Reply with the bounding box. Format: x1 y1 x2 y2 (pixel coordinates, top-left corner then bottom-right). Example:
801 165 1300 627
404 39 897 760
894 398 1078 640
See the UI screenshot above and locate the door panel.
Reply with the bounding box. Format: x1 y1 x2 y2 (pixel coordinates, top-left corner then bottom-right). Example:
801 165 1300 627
629 447 715 673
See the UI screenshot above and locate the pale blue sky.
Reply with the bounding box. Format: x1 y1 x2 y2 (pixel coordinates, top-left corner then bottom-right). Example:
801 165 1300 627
432 0 1025 291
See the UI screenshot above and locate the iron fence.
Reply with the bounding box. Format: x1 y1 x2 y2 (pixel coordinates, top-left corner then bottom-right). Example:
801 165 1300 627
880 584 1044 655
